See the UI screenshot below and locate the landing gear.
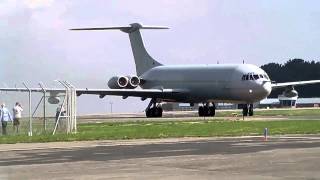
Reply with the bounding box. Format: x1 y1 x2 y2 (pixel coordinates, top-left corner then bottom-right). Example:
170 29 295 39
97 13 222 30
242 104 254 116
209 105 216 116
248 104 254 116
242 105 248 116
145 98 163 118
146 107 163 117
198 103 215 117
198 106 204 116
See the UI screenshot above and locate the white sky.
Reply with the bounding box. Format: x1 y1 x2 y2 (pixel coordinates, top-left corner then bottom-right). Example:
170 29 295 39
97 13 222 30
1 0 320 114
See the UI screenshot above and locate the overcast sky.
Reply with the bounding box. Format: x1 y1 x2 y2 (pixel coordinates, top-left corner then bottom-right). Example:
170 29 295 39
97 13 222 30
1 0 320 115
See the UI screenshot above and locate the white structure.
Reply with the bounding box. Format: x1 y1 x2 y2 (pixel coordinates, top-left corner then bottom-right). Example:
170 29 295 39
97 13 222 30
259 97 320 108
53 81 77 135
278 95 298 107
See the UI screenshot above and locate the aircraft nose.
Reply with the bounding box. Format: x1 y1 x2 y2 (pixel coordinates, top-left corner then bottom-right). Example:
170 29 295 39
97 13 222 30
261 81 272 97
251 81 272 99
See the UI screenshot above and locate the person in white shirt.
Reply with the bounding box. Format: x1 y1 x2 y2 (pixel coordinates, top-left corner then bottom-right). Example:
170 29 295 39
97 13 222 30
13 102 23 133
0 103 13 135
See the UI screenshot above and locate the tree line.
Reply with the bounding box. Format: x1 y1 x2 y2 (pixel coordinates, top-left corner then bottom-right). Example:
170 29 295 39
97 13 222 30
260 59 320 98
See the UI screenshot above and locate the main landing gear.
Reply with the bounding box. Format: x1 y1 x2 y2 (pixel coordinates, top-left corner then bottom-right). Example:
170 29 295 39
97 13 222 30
242 104 254 116
145 98 163 118
198 103 216 117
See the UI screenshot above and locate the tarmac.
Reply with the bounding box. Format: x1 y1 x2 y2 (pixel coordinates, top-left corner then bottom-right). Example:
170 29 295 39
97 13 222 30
77 109 320 123
1 135 320 179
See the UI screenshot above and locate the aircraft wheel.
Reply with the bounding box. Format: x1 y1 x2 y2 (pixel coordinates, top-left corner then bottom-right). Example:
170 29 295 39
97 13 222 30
242 105 248 116
249 104 254 116
203 106 209 116
209 106 215 116
154 107 163 118
146 108 152 118
153 108 159 117
146 106 163 118
198 106 204 116
157 107 163 117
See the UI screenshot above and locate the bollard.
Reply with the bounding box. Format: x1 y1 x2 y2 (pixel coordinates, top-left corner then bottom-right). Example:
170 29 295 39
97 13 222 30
263 128 268 141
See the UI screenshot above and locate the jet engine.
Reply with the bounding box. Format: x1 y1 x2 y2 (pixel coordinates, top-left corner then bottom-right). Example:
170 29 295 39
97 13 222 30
283 86 298 98
108 75 141 89
108 76 129 89
48 96 60 104
126 76 140 89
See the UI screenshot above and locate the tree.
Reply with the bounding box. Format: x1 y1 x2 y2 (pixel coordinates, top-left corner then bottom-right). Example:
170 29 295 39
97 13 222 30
261 59 320 98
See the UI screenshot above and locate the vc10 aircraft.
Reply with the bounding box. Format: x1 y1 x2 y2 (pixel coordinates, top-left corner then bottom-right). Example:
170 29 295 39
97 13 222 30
1 23 320 117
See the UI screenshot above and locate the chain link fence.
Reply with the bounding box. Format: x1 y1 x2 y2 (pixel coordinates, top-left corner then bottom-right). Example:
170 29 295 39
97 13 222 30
0 91 71 136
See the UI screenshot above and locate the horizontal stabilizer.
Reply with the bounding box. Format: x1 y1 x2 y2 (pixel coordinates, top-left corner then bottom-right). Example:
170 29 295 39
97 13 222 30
70 23 169 33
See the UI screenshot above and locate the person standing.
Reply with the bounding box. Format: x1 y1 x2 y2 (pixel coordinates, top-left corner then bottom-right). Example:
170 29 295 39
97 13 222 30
13 102 23 134
0 103 13 135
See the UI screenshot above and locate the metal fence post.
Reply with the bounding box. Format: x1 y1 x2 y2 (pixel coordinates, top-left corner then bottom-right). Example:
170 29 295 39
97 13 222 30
264 128 268 141
39 82 47 132
22 82 32 136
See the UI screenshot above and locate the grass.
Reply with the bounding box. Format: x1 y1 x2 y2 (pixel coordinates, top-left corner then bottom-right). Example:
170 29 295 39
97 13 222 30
0 108 319 144
1 119 320 144
0 117 65 135
215 108 320 117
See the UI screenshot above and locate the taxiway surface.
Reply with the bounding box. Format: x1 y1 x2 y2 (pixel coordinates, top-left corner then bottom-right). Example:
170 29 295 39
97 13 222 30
1 136 320 179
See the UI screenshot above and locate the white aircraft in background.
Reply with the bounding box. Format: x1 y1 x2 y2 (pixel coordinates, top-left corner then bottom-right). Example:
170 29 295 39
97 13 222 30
1 23 320 117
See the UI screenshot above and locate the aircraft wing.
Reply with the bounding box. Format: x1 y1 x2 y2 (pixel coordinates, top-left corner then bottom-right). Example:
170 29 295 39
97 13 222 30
75 88 185 99
271 80 320 89
0 87 186 99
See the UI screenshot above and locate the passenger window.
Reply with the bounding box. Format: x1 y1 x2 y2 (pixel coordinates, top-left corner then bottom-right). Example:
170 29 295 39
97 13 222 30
253 75 259 80
245 75 249 80
250 75 254 80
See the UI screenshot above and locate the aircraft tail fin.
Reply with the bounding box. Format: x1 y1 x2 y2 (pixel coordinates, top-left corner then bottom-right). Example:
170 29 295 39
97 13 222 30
71 23 169 76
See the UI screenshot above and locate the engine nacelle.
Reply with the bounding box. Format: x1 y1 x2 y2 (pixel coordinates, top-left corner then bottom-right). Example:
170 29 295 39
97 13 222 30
126 76 140 89
48 96 60 104
283 90 298 98
283 86 298 98
107 76 129 89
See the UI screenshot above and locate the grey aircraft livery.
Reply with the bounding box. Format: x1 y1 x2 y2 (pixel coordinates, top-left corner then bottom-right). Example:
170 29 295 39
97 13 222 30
1 23 320 117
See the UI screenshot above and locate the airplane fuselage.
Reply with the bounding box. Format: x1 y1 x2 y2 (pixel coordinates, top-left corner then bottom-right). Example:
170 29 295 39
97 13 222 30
141 64 272 104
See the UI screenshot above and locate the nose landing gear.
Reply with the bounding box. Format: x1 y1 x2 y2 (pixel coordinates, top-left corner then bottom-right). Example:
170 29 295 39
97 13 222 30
242 104 254 116
198 103 216 117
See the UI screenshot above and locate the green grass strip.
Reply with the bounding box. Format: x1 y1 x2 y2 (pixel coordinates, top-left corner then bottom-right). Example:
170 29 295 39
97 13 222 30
0 120 320 144
216 108 320 117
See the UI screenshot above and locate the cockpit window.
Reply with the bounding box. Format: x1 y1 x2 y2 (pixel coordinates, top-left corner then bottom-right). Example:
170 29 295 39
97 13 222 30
263 74 269 80
242 73 263 81
242 75 249 80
